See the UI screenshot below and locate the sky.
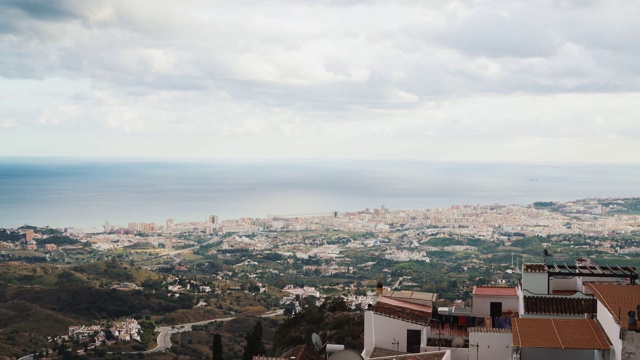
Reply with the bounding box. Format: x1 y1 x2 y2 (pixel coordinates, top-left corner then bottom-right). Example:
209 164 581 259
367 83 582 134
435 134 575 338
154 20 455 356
0 0 639 162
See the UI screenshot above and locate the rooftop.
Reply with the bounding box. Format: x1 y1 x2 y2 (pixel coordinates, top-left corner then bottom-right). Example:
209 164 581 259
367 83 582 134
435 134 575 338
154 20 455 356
370 348 447 360
587 283 640 330
548 263 638 282
523 264 548 273
281 345 323 360
523 296 596 316
372 297 433 325
472 286 517 297
512 318 610 350
383 290 437 303
523 261 638 283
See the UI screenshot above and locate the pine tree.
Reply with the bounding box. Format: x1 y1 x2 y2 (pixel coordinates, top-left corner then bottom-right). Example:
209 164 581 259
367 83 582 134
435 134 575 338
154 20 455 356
212 333 223 360
242 321 266 360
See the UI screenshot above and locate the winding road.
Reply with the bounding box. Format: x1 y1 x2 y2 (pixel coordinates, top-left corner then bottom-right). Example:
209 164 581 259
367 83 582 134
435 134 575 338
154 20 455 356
145 309 284 353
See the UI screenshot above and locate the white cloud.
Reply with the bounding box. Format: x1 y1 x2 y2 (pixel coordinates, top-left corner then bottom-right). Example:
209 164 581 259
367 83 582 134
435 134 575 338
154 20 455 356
0 119 16 129
387 88 419 103
0 0 639 162
38 105 81 125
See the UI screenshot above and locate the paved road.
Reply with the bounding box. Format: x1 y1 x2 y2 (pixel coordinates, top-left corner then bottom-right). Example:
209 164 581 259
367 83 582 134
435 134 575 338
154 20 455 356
145 309 284 353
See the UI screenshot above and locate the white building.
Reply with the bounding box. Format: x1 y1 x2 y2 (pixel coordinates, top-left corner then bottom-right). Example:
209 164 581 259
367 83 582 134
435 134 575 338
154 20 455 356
363 296 432 356
471 286 520 319
587 283 640 360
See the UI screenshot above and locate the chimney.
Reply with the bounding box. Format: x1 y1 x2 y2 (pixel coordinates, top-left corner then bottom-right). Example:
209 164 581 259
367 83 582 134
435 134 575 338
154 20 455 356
376 281 384 296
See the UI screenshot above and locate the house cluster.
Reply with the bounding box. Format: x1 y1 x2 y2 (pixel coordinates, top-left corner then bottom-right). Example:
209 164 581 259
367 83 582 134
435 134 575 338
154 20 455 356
280 285 322 307
281 285 320 301
166 276 214 296
0 229 61 252
68 319 141 345
361 258 640 360
384 248 430 262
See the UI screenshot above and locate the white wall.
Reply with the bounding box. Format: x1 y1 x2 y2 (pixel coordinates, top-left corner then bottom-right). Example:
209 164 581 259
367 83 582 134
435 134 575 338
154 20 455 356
549 277 579 293
621 330 640 360
468 332 512 360
597 301 622 360
363 311 427 357
517 285 525 316
472 296 519 317
422 347 467 360
364 311 375 357
520 348 601 360
521 272 548 294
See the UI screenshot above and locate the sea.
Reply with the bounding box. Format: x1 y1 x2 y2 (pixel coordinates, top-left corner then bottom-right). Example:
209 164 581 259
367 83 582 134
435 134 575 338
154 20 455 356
1 158 639 229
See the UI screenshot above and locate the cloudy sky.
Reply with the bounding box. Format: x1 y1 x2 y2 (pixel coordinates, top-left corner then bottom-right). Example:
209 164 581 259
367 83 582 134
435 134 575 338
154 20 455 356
1 0 639 162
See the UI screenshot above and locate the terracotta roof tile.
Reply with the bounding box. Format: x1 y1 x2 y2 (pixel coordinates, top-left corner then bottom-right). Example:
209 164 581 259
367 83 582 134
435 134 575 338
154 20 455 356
383 290 437 302
523 264 548 272
523 296 596 316
512 318 610 350
473 286 517 296
586 283 640 329
372 297 432 325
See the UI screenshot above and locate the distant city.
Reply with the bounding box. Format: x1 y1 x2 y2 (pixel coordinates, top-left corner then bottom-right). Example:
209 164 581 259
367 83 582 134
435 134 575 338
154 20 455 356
17 197 636 256
2 197 640 359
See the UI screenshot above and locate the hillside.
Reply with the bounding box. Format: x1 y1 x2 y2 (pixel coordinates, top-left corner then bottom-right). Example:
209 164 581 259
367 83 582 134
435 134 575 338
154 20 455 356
166 315 280 360
0 261 185 357
0 301 80 358
272 297 364 357
0 260 163 289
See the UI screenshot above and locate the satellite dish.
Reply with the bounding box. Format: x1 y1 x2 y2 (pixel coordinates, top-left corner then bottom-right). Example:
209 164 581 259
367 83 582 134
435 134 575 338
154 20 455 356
328 349 364 360
452 336 465 348
312 333 325 353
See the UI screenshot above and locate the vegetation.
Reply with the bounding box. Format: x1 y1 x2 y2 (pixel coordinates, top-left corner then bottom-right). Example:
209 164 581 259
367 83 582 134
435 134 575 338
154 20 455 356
213 332 224 360
2 206 640 358
243 321 267 360
38 235 80 246
272 297 363 357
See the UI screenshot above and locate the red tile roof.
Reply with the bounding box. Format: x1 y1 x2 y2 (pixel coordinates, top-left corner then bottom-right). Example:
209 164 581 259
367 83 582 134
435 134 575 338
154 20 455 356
372 297 432 325
587 283 640 329
523 264 548 272
523 296 596 316
512 318 610 350
473 286 517 296
383 290 437 303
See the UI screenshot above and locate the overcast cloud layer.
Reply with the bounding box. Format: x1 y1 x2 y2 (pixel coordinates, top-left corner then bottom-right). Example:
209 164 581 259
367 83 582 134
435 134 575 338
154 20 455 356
1 0 639 162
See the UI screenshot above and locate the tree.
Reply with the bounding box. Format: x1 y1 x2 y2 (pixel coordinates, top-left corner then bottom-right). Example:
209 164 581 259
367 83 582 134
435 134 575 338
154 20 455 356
212 333 223 360
321 297 350 312
242 321 266 360
283 304 295 316
274 278 286 289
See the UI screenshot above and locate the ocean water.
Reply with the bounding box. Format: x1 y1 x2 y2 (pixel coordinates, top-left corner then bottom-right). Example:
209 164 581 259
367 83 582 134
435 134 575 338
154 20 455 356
0 158 639 229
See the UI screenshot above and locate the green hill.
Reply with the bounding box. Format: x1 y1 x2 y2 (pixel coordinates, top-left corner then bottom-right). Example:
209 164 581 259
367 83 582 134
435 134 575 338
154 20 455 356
0 261 188 357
